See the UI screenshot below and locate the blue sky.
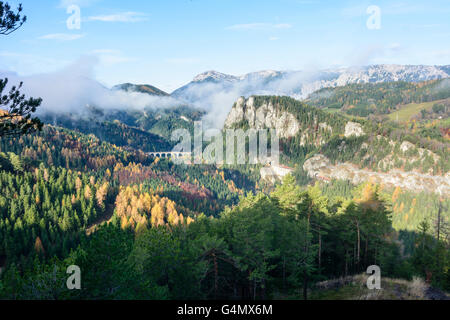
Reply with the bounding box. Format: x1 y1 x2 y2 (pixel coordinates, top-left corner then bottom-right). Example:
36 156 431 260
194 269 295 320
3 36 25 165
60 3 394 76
0 0 449 92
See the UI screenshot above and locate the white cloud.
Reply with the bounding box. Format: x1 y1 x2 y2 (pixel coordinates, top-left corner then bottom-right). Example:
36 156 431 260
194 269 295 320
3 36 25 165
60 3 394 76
225 23 292 31
0 56 182 115
90 49 134 66
87 12 148 23
58 0 99 8
269 37 279 41
383 3 427 15
174 69 324 129
0 51 70 75
342 2 450 18
39 33 85 41
388 43 402 51
101 55 132 65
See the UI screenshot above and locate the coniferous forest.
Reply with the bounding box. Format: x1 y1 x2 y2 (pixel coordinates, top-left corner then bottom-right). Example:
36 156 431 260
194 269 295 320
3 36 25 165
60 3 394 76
0 0 449 303
0 123 448 299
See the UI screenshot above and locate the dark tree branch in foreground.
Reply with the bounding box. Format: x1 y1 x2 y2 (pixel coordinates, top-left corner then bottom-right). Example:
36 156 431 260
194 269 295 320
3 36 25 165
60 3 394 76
0 78 43 137
0 2 42 137
0 1 26 35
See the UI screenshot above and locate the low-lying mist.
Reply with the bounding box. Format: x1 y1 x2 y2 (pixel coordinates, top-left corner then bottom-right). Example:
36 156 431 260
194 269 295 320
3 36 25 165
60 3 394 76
0 56 182 117
2 57 449 131
0 56 335 130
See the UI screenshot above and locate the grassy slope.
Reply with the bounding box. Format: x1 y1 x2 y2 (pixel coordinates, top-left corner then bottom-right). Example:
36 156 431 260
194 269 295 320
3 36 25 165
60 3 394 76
388 98 449 121
307 79 450 117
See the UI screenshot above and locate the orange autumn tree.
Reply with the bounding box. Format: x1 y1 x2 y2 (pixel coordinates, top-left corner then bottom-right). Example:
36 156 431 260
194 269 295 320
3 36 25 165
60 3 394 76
95 182 109 210
392 186 402 203
34 237 45 255
114 185 187 230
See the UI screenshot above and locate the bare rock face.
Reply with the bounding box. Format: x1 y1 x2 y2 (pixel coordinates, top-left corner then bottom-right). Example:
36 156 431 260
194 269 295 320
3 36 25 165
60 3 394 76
400 141 415 152
319 122 333 133
224 97 246 128
260 167 277 184
224 96 300 139
303 154 331 178
344 122 364 137
303 154 450 196
260 163 294 183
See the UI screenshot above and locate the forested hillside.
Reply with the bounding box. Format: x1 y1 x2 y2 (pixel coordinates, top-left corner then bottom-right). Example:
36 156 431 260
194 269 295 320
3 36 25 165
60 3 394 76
0 114 448 299
0 174 448 299
0 123 260 271
0 85 448 300
226 95 449 176
0 0 448 303
306 79 450 117
112 83 170 96
40 104 205 144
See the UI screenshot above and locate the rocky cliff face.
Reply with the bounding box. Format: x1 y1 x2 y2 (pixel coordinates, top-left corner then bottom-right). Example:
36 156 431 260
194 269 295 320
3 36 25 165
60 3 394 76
224 96 300 139
224 95 447 191
260 164 294 183
304 154 450 196
344 122 364 137
224 96 356 145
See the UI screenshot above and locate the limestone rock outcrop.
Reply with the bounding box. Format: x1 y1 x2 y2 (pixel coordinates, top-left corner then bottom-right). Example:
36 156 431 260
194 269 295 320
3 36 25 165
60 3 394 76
224 96 300 139
344 121 364 137
303 154 450 196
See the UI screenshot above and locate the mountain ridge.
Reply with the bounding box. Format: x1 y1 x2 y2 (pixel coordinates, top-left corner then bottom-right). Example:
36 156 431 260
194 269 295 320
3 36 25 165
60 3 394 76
112 83 169 96
224 95 449 196
172 64 450 102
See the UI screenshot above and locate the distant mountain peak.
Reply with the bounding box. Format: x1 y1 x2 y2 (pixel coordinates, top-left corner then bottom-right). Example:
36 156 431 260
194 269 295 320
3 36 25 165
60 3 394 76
173 64 450 101
240 70 282 81
192 70 238 83
112 83 169 96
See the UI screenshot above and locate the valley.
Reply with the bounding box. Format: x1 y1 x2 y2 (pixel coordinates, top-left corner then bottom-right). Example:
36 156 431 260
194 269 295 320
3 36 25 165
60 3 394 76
1 0 450 307
1 65 449 300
